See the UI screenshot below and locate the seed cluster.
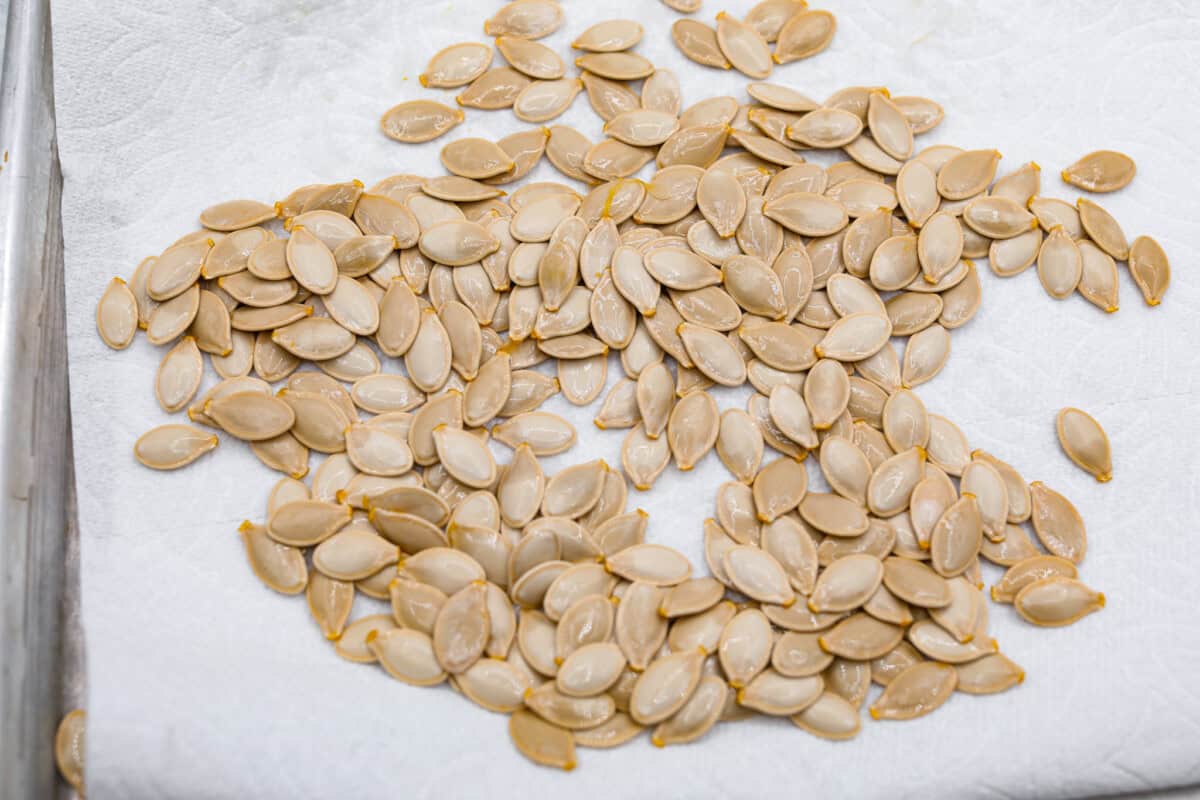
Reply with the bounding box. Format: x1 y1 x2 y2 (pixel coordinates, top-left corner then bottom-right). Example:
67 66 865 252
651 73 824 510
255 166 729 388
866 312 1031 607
86 0 1161 780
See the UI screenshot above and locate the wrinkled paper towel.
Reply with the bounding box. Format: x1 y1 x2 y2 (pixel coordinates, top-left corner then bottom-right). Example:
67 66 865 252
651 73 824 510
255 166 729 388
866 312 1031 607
52 0 1200 797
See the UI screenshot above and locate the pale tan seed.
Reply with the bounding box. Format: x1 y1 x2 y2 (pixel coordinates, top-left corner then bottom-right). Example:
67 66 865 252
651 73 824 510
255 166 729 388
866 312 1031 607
937 149 1001 200
197 199 275 232
790 691 860 740
148 238 210 301
774 10 837 63
803 358 850 430
493 411 577 455
604 109 680 148
678 322 747 386
723 545 794 606
717 408 765 482
913 212 962 285
1076 197 1131 256
891 95 944 134
641 68 682 116
650 674 725 747
696 168 747 238
572 18 644 52
724 255 788 317
555 641 627 698
313 524 398 581
883 556 951 608
1014 576 1105 627
865 447 925 518
815 313 892 362
1128 234 1170 306
991 554 1078 605
429 425 494 489
671 19 731 69
216 270 297 308
868 661 957 720
629 648 705 724
930 494 982 577
379 100 463 143
616 581 668 670
893 160 939 229
131 423 217 471
1075 240 1119 312
963 196 1037 239
635 361 675 439
154 336 203 413
657 124 730 169
667 390 719 470
403 547 487 596
952 652 1024 695
271 317 355 361
713 11 772 78
1029 196 1083 239
809 554 885 614
334 614 396 663
818 612 903 660
866 233 918 291
419 41 492 89
930 469 980 542
145 283 201 345
715 481 759 544
866 91 913 160
198 228 267 281
1035 224 1082 300
901 323 950 388
203 390 294 442
1061 150 1135 193
737 669 823 716
818 435 871 506
985 225 1040 277
1027 480 1087 563
457 66 532 110
773 630 833 677
263 499 351 548
719 608 773 687
752 457 808 522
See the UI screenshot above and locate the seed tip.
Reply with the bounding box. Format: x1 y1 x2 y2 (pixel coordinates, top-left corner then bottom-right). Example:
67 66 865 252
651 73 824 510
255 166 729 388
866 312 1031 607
868 707 882 720
651 736 665 748
1097 592 1107 608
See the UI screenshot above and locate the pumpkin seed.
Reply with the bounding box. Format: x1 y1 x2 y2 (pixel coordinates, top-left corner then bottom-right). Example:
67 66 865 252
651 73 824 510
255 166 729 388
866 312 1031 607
485 0 564 39
717 408 765 482
667 389 719 470
723 545 794 605
719 608 774 687
616 581 669 669
1028 481 1087 563
774 10 837 63
573 19 644 52
868 661 956 720
154 336 203 412
1128 234 1170 306
380 100 464 143
53 710 86 793
493 412 577 455
420 41 492 88
1061 150 1135 193
818 612 903 660
866 91 913 160
198 198 275 231
671 19 731 69
937 149 1001 200
790 691 860 740
901 323 950 387
1014 576 1104 627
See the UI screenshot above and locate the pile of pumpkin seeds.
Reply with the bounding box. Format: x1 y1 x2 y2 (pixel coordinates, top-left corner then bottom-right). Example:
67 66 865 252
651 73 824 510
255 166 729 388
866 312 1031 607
89 0 1167 775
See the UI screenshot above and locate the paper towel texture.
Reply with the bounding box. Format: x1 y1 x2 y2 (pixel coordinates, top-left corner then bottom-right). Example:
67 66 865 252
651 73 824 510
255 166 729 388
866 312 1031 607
52 1 1200 797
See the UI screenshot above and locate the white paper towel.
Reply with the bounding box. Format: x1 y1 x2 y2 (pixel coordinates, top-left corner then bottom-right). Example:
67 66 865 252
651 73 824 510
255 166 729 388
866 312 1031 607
52 0 1200 797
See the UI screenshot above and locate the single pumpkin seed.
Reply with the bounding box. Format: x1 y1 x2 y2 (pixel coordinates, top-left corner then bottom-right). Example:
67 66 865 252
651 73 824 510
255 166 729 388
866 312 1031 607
774 10 837 63
723 545 794 605
868 661 957 720
1129 234 1170 306
671 19 731 69
1014 576 1105 627
937 149 1001 200
1061 150 1135 193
